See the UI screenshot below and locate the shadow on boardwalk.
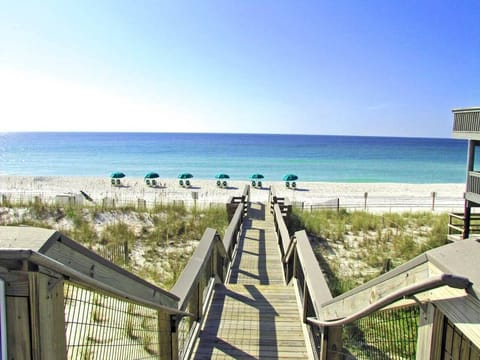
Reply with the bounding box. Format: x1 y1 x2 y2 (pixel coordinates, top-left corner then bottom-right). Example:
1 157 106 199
193 284 279 359
229 202 270 285
192 201 308 359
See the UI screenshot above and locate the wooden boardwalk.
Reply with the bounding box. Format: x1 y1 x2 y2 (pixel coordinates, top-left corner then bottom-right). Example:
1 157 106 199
192 202 309 359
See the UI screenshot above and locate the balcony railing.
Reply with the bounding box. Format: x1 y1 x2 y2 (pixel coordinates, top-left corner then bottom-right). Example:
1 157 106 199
452 107 480 139
466 171 480 203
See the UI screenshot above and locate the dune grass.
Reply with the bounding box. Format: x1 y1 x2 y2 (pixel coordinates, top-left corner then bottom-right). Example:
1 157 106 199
1 200 229 289
290 208 449 296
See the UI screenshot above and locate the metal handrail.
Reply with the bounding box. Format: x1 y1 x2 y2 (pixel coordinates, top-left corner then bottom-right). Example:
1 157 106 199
307 274 471 327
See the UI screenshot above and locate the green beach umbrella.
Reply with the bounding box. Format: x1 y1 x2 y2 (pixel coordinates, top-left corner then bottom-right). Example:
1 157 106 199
215 173 230 179
110 171 126 179
282 174 298 181
178 172 193 179
249 173 264 180
144 172 160 179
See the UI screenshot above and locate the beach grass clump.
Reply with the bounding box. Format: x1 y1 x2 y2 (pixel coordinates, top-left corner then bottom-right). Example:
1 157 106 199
350 211 381 233
101 222 135 246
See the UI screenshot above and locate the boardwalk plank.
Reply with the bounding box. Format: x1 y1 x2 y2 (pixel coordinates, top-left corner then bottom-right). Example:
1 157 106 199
192 202 309 359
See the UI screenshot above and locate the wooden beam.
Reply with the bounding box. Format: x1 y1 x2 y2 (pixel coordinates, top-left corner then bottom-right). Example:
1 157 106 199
430 306 445 360
157 311 174 359
416 302 436 359
29 272 67 359
323 327 342 360
6 295 31 359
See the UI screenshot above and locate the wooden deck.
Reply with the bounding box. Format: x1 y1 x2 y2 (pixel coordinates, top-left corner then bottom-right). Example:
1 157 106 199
192 202 309 359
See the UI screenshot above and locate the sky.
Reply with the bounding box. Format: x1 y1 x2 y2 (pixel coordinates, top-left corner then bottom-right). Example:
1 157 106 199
0 1 479 137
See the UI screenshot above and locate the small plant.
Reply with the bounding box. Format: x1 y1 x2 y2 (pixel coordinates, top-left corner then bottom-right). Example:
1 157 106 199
143 334 159 355
91 308 106 323
126 317 139 340
80 347 94 360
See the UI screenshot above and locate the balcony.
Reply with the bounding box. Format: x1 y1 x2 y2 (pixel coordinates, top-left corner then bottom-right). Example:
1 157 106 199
466 171 480 203
452 107 480 140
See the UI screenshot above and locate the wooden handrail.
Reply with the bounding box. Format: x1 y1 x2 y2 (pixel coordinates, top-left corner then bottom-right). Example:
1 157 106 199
449 212 465 221
169 189 248 359
223 202 245 260
448 224 464 233
170 228 226 311
7 249 191 316
293 230 334 313
308 274 471 327
273 203 291 256
270 187 342 358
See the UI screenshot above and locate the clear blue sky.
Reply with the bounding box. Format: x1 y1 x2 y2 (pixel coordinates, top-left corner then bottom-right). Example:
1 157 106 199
1 1 479 137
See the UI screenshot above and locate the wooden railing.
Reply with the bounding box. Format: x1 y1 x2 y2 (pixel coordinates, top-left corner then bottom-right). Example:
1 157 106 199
170 186 248 359
448 211 480 241
467 171 480 201
452 107 480 135
269 187 342 359
0 185 249 359
0 227 183 358
269 186 476 359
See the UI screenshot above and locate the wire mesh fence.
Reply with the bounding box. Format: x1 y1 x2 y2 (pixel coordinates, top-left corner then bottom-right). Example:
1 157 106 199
177 304 194 360
341 304 420 360
64 281 161 359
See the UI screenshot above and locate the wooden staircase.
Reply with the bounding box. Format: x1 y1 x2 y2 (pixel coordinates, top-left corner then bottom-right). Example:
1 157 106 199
192 202 309 359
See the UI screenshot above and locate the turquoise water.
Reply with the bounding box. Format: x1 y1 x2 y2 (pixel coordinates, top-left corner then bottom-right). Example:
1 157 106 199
0 132 467 183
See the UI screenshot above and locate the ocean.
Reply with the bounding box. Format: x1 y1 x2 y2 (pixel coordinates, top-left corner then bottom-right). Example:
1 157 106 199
0 132 468 183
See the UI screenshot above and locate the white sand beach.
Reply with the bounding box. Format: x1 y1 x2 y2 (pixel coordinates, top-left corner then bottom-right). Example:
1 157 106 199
0 175 466 213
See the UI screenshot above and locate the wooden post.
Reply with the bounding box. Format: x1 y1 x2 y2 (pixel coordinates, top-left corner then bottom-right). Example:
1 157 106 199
302 281 309 323
431 192 436 211
364 192 368 210
320 326 343 360
158 310 175 359
464 140 476 239
137 198 146 210
430 306 445 360
416 302 436 359
29 272 67 359
124 240 129 265
6 294 32 358
464 202 471 239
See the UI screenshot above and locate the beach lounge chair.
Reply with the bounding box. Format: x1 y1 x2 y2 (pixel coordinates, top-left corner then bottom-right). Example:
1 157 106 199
292 181 296 189
179 179 184 187
146 179 151 186
151 179 157 186
257 181 262 188
285 181 290 188
223 180 228 187
111 179 116 185
116 179 121 186
251 180 256 187
217 180 222 187
185 180 191 187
